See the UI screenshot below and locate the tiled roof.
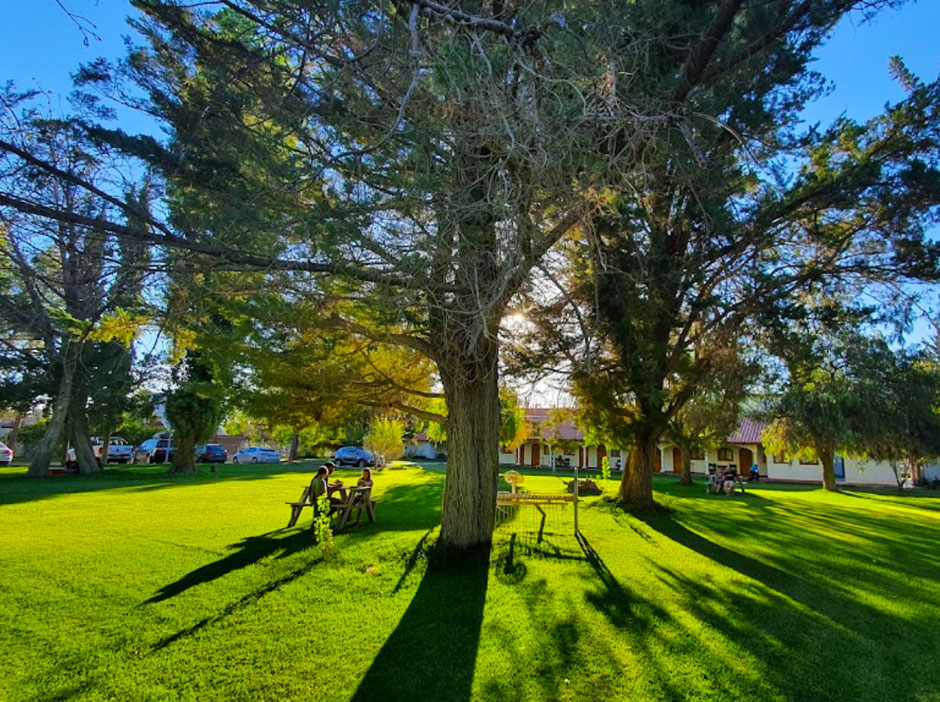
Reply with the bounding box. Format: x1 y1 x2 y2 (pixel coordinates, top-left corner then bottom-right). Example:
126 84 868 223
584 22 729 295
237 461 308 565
524 408 584 442
725 417 767 444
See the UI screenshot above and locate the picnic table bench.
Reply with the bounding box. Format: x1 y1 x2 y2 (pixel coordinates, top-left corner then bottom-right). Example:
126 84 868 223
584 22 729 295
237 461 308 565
286 481 376 530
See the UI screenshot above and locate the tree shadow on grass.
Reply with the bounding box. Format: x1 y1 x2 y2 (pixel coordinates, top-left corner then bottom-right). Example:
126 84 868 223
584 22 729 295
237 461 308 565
0 463 310 507
333 479 444 540
145 530 316 603
150 555 322 652
638 511 940 701
351 548 490 702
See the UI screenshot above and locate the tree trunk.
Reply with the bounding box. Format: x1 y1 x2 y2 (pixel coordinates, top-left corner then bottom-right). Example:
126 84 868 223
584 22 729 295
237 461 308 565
8 415 24 455
818 446 837 491
289 431 300 464
28 343 80 477
679 443 692 486
618 430 658 508
437 345 501 553
68 386 101 475
170 434 197 474
100 427 112 468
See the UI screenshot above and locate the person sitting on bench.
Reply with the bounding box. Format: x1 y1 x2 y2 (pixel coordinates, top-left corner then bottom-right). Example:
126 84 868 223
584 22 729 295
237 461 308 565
313 466 344 507
722 468 737 495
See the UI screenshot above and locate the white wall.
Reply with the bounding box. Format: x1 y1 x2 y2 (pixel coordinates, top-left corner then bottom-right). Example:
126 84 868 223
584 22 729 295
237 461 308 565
843 457 899 485
766 459 824 482
767 455 899 486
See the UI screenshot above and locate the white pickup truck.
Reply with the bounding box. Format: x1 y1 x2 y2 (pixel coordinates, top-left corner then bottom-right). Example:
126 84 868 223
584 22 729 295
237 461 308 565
96 437 134 464
68 437 135 466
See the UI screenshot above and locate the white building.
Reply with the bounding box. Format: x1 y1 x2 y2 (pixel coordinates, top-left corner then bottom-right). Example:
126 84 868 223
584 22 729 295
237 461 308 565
505 411 902 487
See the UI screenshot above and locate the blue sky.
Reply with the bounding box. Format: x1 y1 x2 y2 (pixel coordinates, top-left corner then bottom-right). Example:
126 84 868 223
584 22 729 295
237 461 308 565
3 1 939 133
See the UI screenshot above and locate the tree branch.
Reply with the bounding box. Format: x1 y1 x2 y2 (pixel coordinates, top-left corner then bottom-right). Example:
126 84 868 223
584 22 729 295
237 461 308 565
330 313 439 363
673 0 745 103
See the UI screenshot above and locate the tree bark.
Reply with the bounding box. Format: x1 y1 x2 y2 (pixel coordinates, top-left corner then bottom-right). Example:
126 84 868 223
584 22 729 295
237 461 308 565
818 445 837 491
679 443 693 485
289 431 300 463
170 435 197 474
28 342 80 477
437 342 501 553
68 387 101 475
619 429 658 508
100 427 113 467
8 415 24 455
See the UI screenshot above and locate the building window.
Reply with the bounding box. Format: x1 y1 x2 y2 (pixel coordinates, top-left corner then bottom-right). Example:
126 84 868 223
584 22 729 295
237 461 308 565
772 454 789 464
610 449 621 458
799 457 818 465
717 448 733 461
690 448 705 460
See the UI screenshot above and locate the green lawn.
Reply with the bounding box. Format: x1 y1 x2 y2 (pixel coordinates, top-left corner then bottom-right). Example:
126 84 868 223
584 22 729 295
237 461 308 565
2 463 940 702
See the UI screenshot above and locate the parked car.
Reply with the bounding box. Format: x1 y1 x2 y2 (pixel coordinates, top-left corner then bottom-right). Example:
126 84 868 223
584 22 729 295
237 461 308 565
134 438 174 464
94 437 134 464
68 437 132 467
0 441 12 466
231 446 280 464
196 443 228 463
334 446 375 467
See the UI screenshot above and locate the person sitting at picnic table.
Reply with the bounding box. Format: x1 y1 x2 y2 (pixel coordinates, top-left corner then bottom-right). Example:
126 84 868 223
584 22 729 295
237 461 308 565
351 468 374 506
706 465 720 494
312 466 344 507
722 468 737 495
323 462 345 495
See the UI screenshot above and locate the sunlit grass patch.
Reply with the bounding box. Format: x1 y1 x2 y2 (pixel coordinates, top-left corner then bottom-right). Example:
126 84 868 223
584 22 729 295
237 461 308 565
1 465 939 701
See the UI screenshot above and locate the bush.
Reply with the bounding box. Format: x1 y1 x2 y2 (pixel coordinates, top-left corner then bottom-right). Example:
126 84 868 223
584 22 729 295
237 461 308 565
363 418 406 466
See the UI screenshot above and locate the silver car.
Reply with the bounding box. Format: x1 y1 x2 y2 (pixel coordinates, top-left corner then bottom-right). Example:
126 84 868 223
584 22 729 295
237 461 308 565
232 446 281 464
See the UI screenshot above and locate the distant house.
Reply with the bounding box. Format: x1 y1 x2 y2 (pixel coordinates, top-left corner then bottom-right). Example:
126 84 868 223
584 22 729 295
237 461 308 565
405 431 442 460
506 410 901 487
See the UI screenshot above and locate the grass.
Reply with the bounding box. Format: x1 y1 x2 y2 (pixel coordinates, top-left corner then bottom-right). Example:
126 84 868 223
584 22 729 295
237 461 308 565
2 463 940 701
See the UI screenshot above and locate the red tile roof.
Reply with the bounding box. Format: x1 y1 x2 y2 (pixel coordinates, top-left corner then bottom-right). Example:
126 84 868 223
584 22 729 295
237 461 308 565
725 418 768 444
524 408 584 442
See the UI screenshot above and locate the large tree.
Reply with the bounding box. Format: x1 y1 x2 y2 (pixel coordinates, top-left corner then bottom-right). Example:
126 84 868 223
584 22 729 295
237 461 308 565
517 2 940 508
49 0 665 550
0 97 150 475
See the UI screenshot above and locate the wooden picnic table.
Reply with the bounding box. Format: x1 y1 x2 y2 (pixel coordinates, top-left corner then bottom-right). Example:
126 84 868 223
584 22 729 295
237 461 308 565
286 481 377 530
332 485 376 531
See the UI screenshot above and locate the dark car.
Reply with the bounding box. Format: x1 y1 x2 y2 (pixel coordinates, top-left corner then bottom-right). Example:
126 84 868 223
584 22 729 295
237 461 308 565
334 446 375 467
196 443 228 463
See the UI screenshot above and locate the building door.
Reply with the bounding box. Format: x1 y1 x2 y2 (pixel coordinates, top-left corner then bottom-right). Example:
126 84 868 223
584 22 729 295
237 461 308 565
834 455 845 479
578 446 584 468
739 448 753 476
673 447 682 474
654 448 662 472
531 444 540 467
597 445 606 469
